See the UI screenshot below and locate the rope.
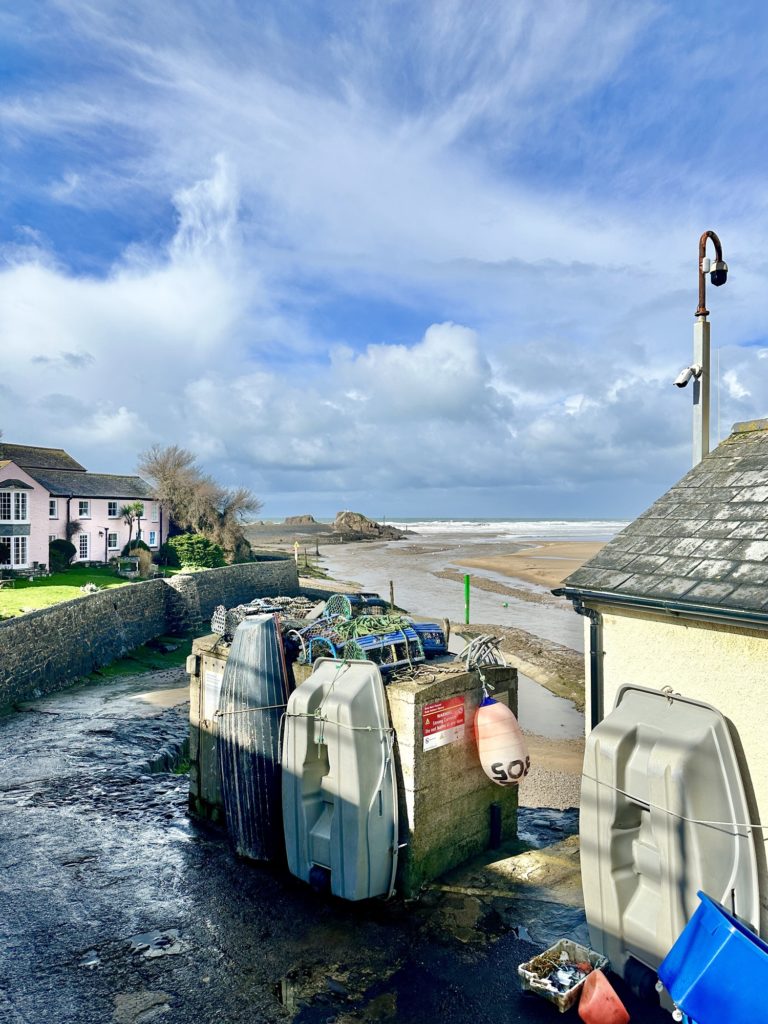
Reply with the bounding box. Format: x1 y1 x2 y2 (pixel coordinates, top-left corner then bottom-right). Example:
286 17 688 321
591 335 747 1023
214 702 287 717
582 771 768 836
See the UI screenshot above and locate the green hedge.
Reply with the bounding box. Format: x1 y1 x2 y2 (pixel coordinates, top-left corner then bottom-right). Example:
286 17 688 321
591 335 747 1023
165 534 225 568
49 538 77 572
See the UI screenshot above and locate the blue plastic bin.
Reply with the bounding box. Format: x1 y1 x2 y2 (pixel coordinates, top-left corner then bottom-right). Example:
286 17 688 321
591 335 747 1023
658 891 768 1024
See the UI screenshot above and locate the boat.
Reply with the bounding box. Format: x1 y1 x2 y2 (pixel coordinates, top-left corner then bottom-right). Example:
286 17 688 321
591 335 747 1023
216 614 291 862
282 658 399 900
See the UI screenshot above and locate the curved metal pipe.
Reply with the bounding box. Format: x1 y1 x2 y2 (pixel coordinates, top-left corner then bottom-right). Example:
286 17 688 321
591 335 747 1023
696 229 724 317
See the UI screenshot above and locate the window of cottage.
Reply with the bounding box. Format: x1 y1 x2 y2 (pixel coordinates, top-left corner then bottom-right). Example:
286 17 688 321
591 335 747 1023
108 501 118 517
78 533 89 560
78 500 90 518
13 492 28 521
0 493 10 520
49 498 58 518
13 536 28 566
107 532 118 550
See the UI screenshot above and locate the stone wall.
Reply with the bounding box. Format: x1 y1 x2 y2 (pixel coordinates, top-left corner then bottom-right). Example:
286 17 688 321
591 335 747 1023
0 556 298 708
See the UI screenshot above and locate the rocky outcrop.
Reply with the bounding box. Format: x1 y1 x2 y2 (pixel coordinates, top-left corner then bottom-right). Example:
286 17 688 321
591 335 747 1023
332 511 408 541
283 514 317 526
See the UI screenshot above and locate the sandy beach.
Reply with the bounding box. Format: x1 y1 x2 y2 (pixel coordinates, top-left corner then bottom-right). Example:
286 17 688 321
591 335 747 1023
457 540 605 590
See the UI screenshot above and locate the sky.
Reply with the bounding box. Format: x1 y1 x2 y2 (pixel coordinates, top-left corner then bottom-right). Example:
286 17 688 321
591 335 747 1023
3 2 768 519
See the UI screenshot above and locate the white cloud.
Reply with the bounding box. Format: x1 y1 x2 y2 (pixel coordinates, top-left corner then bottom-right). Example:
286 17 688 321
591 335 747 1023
723 369 751 400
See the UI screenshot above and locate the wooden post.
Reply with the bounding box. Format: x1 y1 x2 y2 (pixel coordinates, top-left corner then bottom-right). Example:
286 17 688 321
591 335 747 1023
389 580 395 612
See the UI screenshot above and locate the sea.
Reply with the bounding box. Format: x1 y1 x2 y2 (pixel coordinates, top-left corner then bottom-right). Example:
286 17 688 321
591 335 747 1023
319 518 626 654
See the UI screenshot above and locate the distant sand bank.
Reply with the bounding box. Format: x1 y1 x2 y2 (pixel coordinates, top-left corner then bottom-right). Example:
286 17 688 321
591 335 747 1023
457 540 605 591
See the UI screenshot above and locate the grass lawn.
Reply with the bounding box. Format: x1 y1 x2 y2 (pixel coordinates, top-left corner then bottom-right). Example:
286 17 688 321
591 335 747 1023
0 567 139 618
90 635 193 679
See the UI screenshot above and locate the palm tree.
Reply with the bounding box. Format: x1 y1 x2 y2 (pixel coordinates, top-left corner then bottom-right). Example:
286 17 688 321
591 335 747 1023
119 504 135 551
132 501 145 543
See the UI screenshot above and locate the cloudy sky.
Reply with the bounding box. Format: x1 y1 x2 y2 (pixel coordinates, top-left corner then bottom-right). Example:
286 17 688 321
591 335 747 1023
2 2 768 519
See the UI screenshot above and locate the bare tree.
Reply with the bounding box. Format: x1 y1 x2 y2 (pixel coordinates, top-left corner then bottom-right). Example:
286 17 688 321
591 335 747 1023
138 444 262 561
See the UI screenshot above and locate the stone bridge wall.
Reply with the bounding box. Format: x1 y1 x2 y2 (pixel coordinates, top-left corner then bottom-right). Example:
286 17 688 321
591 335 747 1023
0 556 298 708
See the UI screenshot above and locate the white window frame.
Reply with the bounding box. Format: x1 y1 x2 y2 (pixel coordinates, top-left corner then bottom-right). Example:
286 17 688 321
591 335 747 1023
0 492 10 522
0 536 10 566
49 498 58 519
107 532 119 550
12 536 28 567
148 530 158 547
78 533 89 560
151 503 159 523
78 500 91 519
13 492 28 522
108 501 118 518
49 534 57 543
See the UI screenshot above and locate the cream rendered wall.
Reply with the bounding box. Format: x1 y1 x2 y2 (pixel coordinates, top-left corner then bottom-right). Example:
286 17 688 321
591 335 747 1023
587 604 768 935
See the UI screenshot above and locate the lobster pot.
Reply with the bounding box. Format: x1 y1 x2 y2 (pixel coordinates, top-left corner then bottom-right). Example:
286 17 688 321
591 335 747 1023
474 696 530 786
343 626 425 673
287 617 345 665
411 623 448 658
325 592 387 619
211 601 282 640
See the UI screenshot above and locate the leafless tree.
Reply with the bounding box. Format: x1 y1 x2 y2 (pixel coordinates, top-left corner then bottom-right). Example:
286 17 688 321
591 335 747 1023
138 444 262 561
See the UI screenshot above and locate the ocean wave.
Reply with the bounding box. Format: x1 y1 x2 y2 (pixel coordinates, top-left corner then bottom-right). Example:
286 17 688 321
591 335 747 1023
388 518 627 540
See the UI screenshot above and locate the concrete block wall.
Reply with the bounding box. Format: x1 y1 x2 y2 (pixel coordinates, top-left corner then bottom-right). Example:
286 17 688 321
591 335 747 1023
386 664 518 896
0 555 299 708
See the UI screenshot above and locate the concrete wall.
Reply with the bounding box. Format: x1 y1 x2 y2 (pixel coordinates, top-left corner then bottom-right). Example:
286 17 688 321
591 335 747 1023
588 604 768 935
387 664 519 896
0 556 298 708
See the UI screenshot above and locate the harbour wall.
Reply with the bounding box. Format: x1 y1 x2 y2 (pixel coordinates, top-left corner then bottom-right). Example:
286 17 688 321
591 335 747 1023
0 556 298 708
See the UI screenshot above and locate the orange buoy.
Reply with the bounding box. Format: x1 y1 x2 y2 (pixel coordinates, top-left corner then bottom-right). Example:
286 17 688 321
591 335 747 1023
474 696 530 786
578 969 629 1024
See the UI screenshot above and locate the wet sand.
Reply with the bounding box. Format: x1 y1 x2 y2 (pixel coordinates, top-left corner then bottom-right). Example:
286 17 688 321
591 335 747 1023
457 540 605 590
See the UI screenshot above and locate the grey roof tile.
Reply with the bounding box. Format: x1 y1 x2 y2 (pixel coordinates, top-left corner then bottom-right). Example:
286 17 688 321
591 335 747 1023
684 581 737 604
723 586 768 610
692 559 739 580
734 485 768 503
729 563 768 584
732 540 768 562
728 523 767 539
618 574 698 599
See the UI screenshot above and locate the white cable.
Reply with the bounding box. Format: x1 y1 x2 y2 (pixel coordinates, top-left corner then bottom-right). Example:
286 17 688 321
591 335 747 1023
582 771 768 835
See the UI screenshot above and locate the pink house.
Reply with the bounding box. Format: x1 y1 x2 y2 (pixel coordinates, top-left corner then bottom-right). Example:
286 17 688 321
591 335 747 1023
0 443 166 571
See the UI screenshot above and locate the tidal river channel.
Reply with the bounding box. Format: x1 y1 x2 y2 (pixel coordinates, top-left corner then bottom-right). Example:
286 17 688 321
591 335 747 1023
0 668 667 1024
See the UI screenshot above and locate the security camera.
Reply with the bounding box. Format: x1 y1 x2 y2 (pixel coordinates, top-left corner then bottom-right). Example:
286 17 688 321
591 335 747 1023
710 260 728 287
673 364 703 388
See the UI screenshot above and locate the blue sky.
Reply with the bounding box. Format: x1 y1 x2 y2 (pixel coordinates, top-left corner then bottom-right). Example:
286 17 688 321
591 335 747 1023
3 2 768 518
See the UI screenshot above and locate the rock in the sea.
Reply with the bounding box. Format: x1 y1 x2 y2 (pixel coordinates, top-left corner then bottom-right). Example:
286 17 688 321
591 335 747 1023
283 514 318 526
332 510 408 541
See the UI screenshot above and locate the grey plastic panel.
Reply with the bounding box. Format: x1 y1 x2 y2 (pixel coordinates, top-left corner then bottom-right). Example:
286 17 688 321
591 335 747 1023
282 658 398 901
581 684 759 978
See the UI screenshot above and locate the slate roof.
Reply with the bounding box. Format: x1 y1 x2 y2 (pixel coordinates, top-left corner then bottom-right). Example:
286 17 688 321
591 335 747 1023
563 419 768 615
27 470 154 500
0 443 86 472
0 479 33 489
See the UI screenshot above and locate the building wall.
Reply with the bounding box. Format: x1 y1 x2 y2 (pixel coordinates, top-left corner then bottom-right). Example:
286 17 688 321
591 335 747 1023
49 497 164 562
0 462 49 568
589 604 768 934
0 556 298 707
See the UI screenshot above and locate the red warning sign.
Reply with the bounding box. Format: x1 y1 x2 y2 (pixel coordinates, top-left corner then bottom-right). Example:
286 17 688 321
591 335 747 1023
422 695 466 751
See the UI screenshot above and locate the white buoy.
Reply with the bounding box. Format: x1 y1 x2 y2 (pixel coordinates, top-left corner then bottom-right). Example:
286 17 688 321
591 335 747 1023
474 696 530 786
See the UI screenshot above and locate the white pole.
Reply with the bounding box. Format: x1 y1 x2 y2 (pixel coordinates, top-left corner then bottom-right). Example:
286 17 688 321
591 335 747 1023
692 315 710 466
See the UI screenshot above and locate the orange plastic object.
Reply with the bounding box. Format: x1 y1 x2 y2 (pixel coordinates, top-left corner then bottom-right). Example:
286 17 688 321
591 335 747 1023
578 970 630 1024
474 698 530 786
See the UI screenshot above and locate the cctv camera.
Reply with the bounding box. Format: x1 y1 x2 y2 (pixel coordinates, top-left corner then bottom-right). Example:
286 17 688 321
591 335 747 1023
673 364 703 388
710 260 728 287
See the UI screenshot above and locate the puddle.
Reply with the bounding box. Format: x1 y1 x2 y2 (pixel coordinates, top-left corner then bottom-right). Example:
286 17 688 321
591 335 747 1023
129 929 185 958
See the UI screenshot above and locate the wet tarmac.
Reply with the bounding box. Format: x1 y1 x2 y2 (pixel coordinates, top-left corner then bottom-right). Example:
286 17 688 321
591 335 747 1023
0 670 670 1024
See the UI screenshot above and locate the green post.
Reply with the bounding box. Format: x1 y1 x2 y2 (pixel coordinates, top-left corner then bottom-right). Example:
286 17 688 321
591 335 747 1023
464 573 470 624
